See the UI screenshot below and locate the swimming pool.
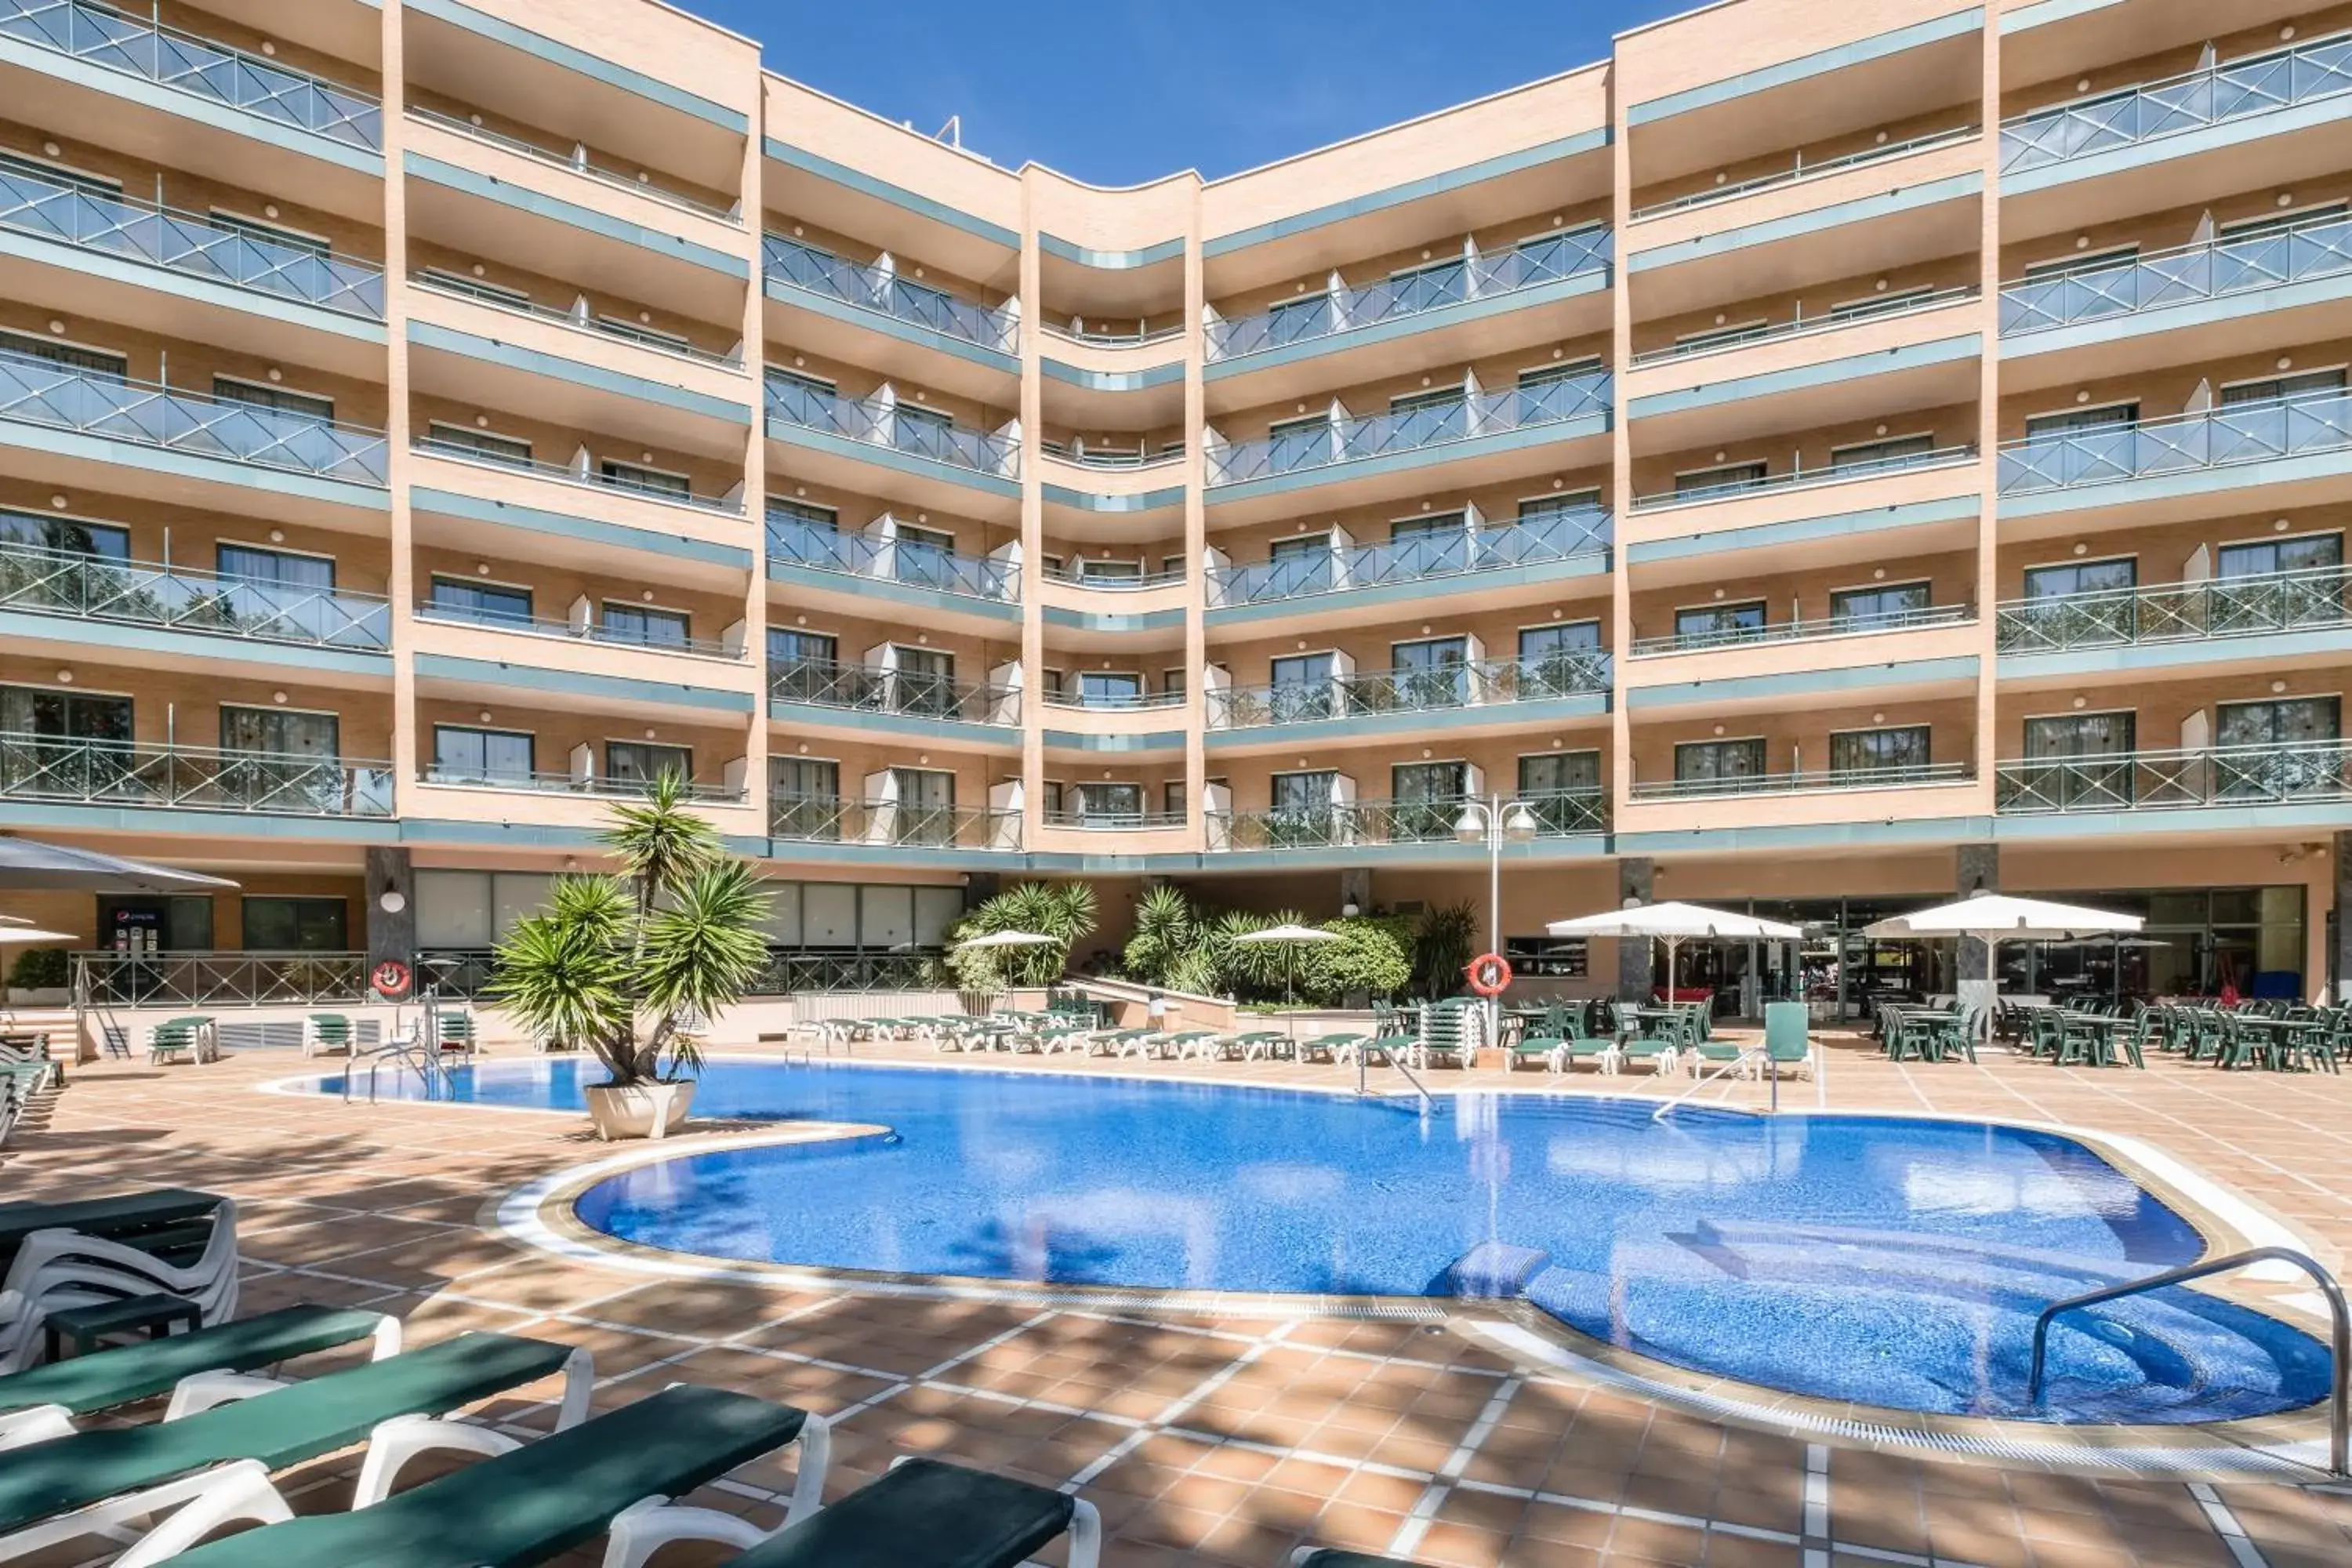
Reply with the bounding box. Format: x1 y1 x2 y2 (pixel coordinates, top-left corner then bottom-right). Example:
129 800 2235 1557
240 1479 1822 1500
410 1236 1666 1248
321 1058 2332 1425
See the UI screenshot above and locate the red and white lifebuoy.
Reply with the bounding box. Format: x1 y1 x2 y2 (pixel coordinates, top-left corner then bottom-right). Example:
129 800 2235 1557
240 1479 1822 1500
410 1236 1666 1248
1465 953 1513 996
370 959 412 999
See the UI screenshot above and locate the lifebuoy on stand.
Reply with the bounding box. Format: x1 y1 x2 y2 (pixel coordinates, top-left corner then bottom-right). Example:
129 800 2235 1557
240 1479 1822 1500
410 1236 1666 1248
1465 953 1512 997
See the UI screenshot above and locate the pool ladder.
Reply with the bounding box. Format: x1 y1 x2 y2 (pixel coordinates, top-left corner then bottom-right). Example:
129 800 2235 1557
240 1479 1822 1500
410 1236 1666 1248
2025 1246 2347 1476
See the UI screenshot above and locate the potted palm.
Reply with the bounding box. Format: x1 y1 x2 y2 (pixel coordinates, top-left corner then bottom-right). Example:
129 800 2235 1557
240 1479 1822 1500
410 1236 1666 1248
488 775 770 1140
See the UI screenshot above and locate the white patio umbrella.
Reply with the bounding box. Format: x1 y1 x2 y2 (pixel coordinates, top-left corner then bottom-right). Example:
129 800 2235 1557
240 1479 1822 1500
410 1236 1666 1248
1547 900 1802 999
1862 891 2141 1029
1234 922 1340 1016
952 929 1062 951
0 838 235 892
0 927 74 944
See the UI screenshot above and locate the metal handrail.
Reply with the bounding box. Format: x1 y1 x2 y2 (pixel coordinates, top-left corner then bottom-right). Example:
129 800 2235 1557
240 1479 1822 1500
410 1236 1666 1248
1040 688 1187 711
1207 509 1612 607
1040 441 1185 471
1040 562 1185 590
2001 31 2352 174
1631 445 1976 511
1207 372 1611 488
0 542 392 650
1043 808 1187 829
407 106 739 223
764 373 1020 480
0 735 394 815
1632 125 1980 219
1998 389 2352 495
2000 211 2352 336
419 766 743 803
764 514 1018 602
1994 564 2352 652
408 273 741 368
761 234 1015 353
1994 739 2352 813
1630 761 1971 800
1207 652 1611 730
1040 320 1185 348
411 438 743 514
768 658 1022 725
1 167 384 318
1205 226 1613 362
1632 603 1973 655
0 0 382 150
1630 286 1979 366
2024 1246 2346 1476
414 601 742 661
2 350 390 484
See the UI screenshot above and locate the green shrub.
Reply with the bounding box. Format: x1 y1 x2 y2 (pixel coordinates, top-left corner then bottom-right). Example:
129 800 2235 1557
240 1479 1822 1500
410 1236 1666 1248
7 947 68 989
1301 916 1414 1004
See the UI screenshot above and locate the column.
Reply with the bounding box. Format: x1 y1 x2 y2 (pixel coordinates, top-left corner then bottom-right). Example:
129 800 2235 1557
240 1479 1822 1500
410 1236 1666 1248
1955 843 1997 1018
365 848 416 977
963 873 1001 913
1616 857 1653 1002
2332 833 2352 1003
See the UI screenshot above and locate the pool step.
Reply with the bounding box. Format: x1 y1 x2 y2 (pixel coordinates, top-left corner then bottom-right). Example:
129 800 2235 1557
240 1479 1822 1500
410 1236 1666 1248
1441 1242 1549 1300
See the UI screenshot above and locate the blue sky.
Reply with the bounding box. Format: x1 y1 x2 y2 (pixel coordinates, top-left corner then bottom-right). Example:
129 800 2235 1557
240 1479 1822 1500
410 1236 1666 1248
688 0 1692 187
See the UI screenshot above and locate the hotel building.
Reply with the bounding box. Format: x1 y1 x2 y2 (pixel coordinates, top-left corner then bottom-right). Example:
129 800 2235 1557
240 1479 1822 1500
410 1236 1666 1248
2 0 2348 1011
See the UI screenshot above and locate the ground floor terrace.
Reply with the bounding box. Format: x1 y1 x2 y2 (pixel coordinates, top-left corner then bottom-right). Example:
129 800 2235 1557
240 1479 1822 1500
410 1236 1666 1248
4 1038 2350 1568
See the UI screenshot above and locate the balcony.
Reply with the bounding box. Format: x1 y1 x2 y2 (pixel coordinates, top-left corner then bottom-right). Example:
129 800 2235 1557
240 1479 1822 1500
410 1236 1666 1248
1995 566 2351 656
2000 33 2352 179
1205 372 1611 495
0 735 393 817
1040 688 1186 714
1207 653 1610 732
408 106 737 226
770 797 1020 851
1040 320 1185 350
762 234 1016 356
408 272 737 370
1 164 383 320
1631 127 1979 222
1041 561 1184 591
0 0 383 153
1995 741 2352 814
765 509 1017 608
1207 507 1610 615
1995 390 2352 499
0 543 390 654
768 659 1020 728
2002 212 2352 343
1040 438 1185 473
1209 792 1606 851
1631 443 1977 513
763 372 1019 488
414 601 741 662
1203 227 1612 364
2 350 389 485
1632 602 1973 656
412 437 739 516
1044 808 1186 831
418 765 742 804
1628 761 1971 801
1632 288 1979 368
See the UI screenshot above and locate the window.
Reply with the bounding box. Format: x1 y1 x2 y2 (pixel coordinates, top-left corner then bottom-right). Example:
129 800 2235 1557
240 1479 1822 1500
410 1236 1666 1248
1391 761 1468 839
893 647 957 716
0 507 129 560
2217 698 2340 747
1516 359 1601 418
1390 637 1470 709
1516 491 1606 554
2020 557 2137 644
1264 293 1334 347
1673 319 1769 352
1265 412 1334 472
96 895 212 953
2216 698 2342 800
2220 533 2342 577
433 725 533 783
420 267 530 308
605 741 691 788
209 211 328 256
0 149 121 198
599 459 690 499
1676 600 1766 644
426 421 533 467
1160 666 1186 700
891 768 956 844
0 328 126 378
2221 369 2346 406
1675 460 1767 499
2024 558 2136 597
212 377 333 422
1161 781 1185 818
1829 434 1936 473
770 758 840 837
2021 245 2139 281
1264 532 1333 593
1386 256 1468 311
1519 750 1600 833
601 601 690 649
1073 782 1142 823
1518 622 1601 693
1268 652 1336 722
765 370 837 425
1675 739 1766 785
1828 286 1938 321
240 896 347 951
891 401 954 458
2025 712 2134 758
2027 403 2139 439
1389 512 1469 574
0 684 132 743
1831 725 1932 777
767 627 837 665
218 543 334 592
1504 935 1588 978
220 706 337 758
764 499 840 564
1076 670 1143 706
893 523 957 589
2221 203 2349 241
594 316 691 354
428 576 532 627
1829 580 1931 628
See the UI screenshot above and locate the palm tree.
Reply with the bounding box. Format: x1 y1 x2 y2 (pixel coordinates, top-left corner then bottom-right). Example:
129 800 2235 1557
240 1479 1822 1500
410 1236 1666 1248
489 775 769 1087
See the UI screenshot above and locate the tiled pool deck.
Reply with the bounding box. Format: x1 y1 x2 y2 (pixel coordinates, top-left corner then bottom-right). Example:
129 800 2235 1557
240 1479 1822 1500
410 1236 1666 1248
6 1036 2351 1567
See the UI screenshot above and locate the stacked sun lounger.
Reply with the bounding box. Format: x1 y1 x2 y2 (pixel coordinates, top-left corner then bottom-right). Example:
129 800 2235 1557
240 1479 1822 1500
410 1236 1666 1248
0 1190 242 1375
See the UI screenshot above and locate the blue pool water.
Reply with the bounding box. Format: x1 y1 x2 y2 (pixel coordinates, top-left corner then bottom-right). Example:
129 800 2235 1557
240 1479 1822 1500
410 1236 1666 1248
325 1059 2333 1424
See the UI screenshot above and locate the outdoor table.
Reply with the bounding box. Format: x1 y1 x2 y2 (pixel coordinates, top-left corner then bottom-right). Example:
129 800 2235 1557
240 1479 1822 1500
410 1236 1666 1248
0 1189 223 1272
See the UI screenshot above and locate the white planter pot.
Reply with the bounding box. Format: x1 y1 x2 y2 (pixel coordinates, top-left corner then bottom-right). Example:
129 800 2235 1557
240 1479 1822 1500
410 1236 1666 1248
6 989 67 1007
584 1080 697 1142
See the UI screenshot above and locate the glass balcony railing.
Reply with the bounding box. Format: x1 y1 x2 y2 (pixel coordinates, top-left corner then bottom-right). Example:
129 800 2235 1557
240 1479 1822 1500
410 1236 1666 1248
1040 320 1185 349
1040 561 1185 590
410 437 739 514
2000 31 2352 175
1631 602 1973 656
0 735 393 816
0 542 391 650
1632 444 1977 511
1996 740 2352 813
1995 565 2352 653
764 373 1019 481
1207 372 1611 488
1204 227 1613 362
1630 286 1979 367
762 234 1017 354
1044 808 1186 830
1 166 383 318
408 272 738 368
0 0 382 151
414 601 740 660
1039 439 1185 471
2000 212 2352 336
1207 507 1610 608
1 350 389 484
1206 652 1610 731
1628 762 1970 800
1632 126 1979 220
407 107 738 223
769 797 1021 849
1209 791 1606 851
1996 390 2352 495
1040 688 1187 713
765 510 1017 602
768 659 1021 726
419 766 743 803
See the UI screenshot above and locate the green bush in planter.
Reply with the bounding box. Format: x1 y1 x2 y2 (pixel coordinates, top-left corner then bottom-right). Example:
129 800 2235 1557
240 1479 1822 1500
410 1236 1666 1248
8 947 69 990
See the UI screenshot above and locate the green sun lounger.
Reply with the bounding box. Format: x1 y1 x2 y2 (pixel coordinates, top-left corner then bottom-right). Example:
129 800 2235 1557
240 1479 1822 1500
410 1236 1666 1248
160 1384 825 1568
0 1330 590 1566
604 1455 1099 1568
0 1304 398 1450
1293 1550 1427 1567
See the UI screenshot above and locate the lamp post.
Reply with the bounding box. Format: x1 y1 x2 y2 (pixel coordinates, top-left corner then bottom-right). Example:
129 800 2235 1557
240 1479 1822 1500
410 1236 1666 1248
1455 793 1540 1055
